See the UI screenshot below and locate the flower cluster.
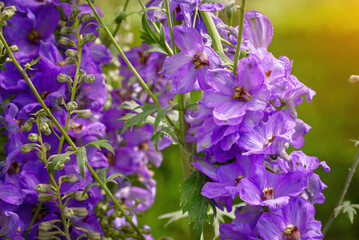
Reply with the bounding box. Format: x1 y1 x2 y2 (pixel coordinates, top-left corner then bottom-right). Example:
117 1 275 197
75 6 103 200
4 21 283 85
0 1 161 239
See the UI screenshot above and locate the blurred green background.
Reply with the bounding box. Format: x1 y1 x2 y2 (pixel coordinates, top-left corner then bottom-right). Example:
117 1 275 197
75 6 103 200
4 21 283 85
96 0 359 239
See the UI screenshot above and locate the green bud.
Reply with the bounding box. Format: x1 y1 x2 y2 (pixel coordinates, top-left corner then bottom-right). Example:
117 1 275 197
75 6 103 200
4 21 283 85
73 191 89 201
72 109 92 118
39 122 49 132
38 221 54 232
60 26 76 35
43 128 52 136
57 73 72 83
54 162 65 171
67 101 78 111
21 143 35 153
72 207 88 217
0 2 4 9
38 193 54 203
9 45 18 52
80 13 93 22
58 36 76 47
28 133 38 142
240 49 250 58
65 57 77 65
2 6 17 20
64 207 74 218
59 174 78 184
23 118 35 132
44 142 51 152
86 231 101 240
84 74 95 83
65 49 77 57
82 33 96 45
35 184 52 193
72 7 80 17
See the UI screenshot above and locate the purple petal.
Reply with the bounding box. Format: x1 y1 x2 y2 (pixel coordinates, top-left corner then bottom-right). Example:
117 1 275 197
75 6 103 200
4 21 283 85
173 25 203 54
243 11 273 49
238 178 262 205
171 62 197 93
237 56 265 92
36 6 60 39
159 52 192 78
214 100 247 121
275 171 307 198
207 69 237 96
256 213 285 240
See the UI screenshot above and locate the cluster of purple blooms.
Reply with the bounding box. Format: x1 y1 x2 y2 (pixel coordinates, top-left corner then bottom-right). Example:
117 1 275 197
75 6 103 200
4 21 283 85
0 1 162 239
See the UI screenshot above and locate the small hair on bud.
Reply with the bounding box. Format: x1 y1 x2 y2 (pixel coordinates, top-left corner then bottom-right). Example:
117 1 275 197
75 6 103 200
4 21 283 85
348 75 359 84
38 221 54 232
80 13 94 23
59 174 79 184
2 5 17 20
35 184 53 193
67 101 79 111
84 74 95 83
81 33 96 45
44 142 51 152
72 207 88 217
9 45 18 52
21 143 36 153
60 26 76 35
72 109 93 118
86 231 101 240
40 122 49 132
58 36 76 47
43 128 52 136
57 73 72 83
73 191 89 201
65 56 77 65
64 207 75 218
54 161 65 171
23 118 35 131
65 49 77 57
28 133 39 142
38 193 54 203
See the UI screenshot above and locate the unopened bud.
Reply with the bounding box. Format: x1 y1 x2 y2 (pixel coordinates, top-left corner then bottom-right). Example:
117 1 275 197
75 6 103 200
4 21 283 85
72 7 80 16
64 207 74 218
54 162 65 171
65 49 77 57
38 193 54 202
65 57 77 65
80 13 93 22
21 143 35 153
59 174 78 184
240 49 250 58
0 3 4 9
72 109 92 118
57 73 72 83
73 191 89 201
9 45 18 52
60 26 76 35
40 122 49 132
349 75 359 84
43 128 52 136
72 207 88 217
84 74 95 83
86 231 101 240
59 36 76 47
67 101 78 111
38 221 54 232
82 33 96 45
28 133 39 142
44 142 51 151
35 184 52 193
2 6 17 20
23 118 35 131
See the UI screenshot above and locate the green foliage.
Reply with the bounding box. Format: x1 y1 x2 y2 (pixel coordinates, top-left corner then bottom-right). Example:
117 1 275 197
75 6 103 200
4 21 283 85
200 0 235 5
334 201 359 224
24 55 41 70
180 171 216 239
47 151 75 173
85 139 115 155
151 127 182 152
77 147 87 180
216 50 233 67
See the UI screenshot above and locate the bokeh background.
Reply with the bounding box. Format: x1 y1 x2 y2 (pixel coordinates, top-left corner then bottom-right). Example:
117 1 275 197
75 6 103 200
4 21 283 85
96 0 359 239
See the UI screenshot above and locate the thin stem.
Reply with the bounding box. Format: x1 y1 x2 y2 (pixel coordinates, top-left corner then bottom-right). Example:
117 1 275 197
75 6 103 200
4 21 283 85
0 29 145 240
199 11 223 53
323 150 359 235
220 38 236 49
233 0 246 76
164 0 175 53
23 203 42 238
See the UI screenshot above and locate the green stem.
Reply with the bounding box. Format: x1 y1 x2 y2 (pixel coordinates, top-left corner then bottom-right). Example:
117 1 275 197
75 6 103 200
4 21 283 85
220 38 236 49
233 0 246 76
0 30 145 240
23 203 42 238
199 11 223 53
164 0 175 53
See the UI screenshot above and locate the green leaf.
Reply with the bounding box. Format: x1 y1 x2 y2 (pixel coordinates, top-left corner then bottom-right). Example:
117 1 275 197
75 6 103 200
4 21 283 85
82 182 100 197
199 0 235 5
97 168 108 182
24 55 42 70
77 147 87 180
151 127 182 152
180 171 216 239
47 151 75 173
215 50 233 67
106 173 127 184
154 107 170 132
120 104 159 134
335 201 359 223
85 139 115 155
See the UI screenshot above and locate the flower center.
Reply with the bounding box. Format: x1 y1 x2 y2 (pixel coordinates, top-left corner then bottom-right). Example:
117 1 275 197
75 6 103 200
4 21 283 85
283 224 301 240
139 142 148 151
191 51 209 70
175 5 181 14
70 123 82 134
261 187 274 200
41 91 50 100
232 86 252 101
264 136 275 147
7 161 20 175
27 29 41 44
138 51 150 64
235 175 244 186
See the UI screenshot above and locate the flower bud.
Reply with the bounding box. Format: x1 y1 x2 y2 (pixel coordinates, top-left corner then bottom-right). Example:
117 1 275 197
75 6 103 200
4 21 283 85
0 2 4 9
67 101 78 111
72 109 92 118
82 33 96 45
65 57 77 65
80 13 93 22
43 128 52 136
28 133 39 142
349 75 359 84
59 174 78 184
9 44 18 52
84 74 95 83
40 122 49 132
38 193 54 202
72 207 88 217
35 184 52 193
73 191 89 201
64 207 74 218
60 26 76 35
65 49 77 57
240 49 250 58
23 118 35 132
44 142 51 151
59 36 76 47
72 7 80 17
21 143 35 153
57 73 72 83
86 231 101 240
2 6 17 20
54 162 65 171
38 221 54 232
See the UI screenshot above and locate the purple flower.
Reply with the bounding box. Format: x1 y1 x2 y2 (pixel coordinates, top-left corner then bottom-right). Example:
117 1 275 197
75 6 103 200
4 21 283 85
0 211 24 240
243 11 273 49
160 25 221 93
256 197 323 240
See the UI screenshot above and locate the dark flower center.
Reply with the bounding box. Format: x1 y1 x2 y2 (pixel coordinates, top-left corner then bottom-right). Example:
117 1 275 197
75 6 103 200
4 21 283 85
283 224 301 240
7 161 20 175
235 175 244 186
106 152 115 166
191 51 209 70
232 86 252 101
139 142 148 151
265 70 272 82
41 91 50 100
16 119 24 132
261 187 274 200
27 29 41 44
264 136 275 147
138 51 150 64
70 123 82 134
175 5 181 14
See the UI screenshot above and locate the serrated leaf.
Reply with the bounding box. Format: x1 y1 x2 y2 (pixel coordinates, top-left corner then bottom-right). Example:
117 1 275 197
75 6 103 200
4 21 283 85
216 50 233 67
106 173 127 184
97 168 108 182
82 182 100 197
154 107 170 132
151 127 181 152
199 0 235 5
180 171 216 239
24 55 42 70
77 147 87 180
341 201 359 223
47 151 75 173
85 140 115 155
120 106 159 134
158 210 188 227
